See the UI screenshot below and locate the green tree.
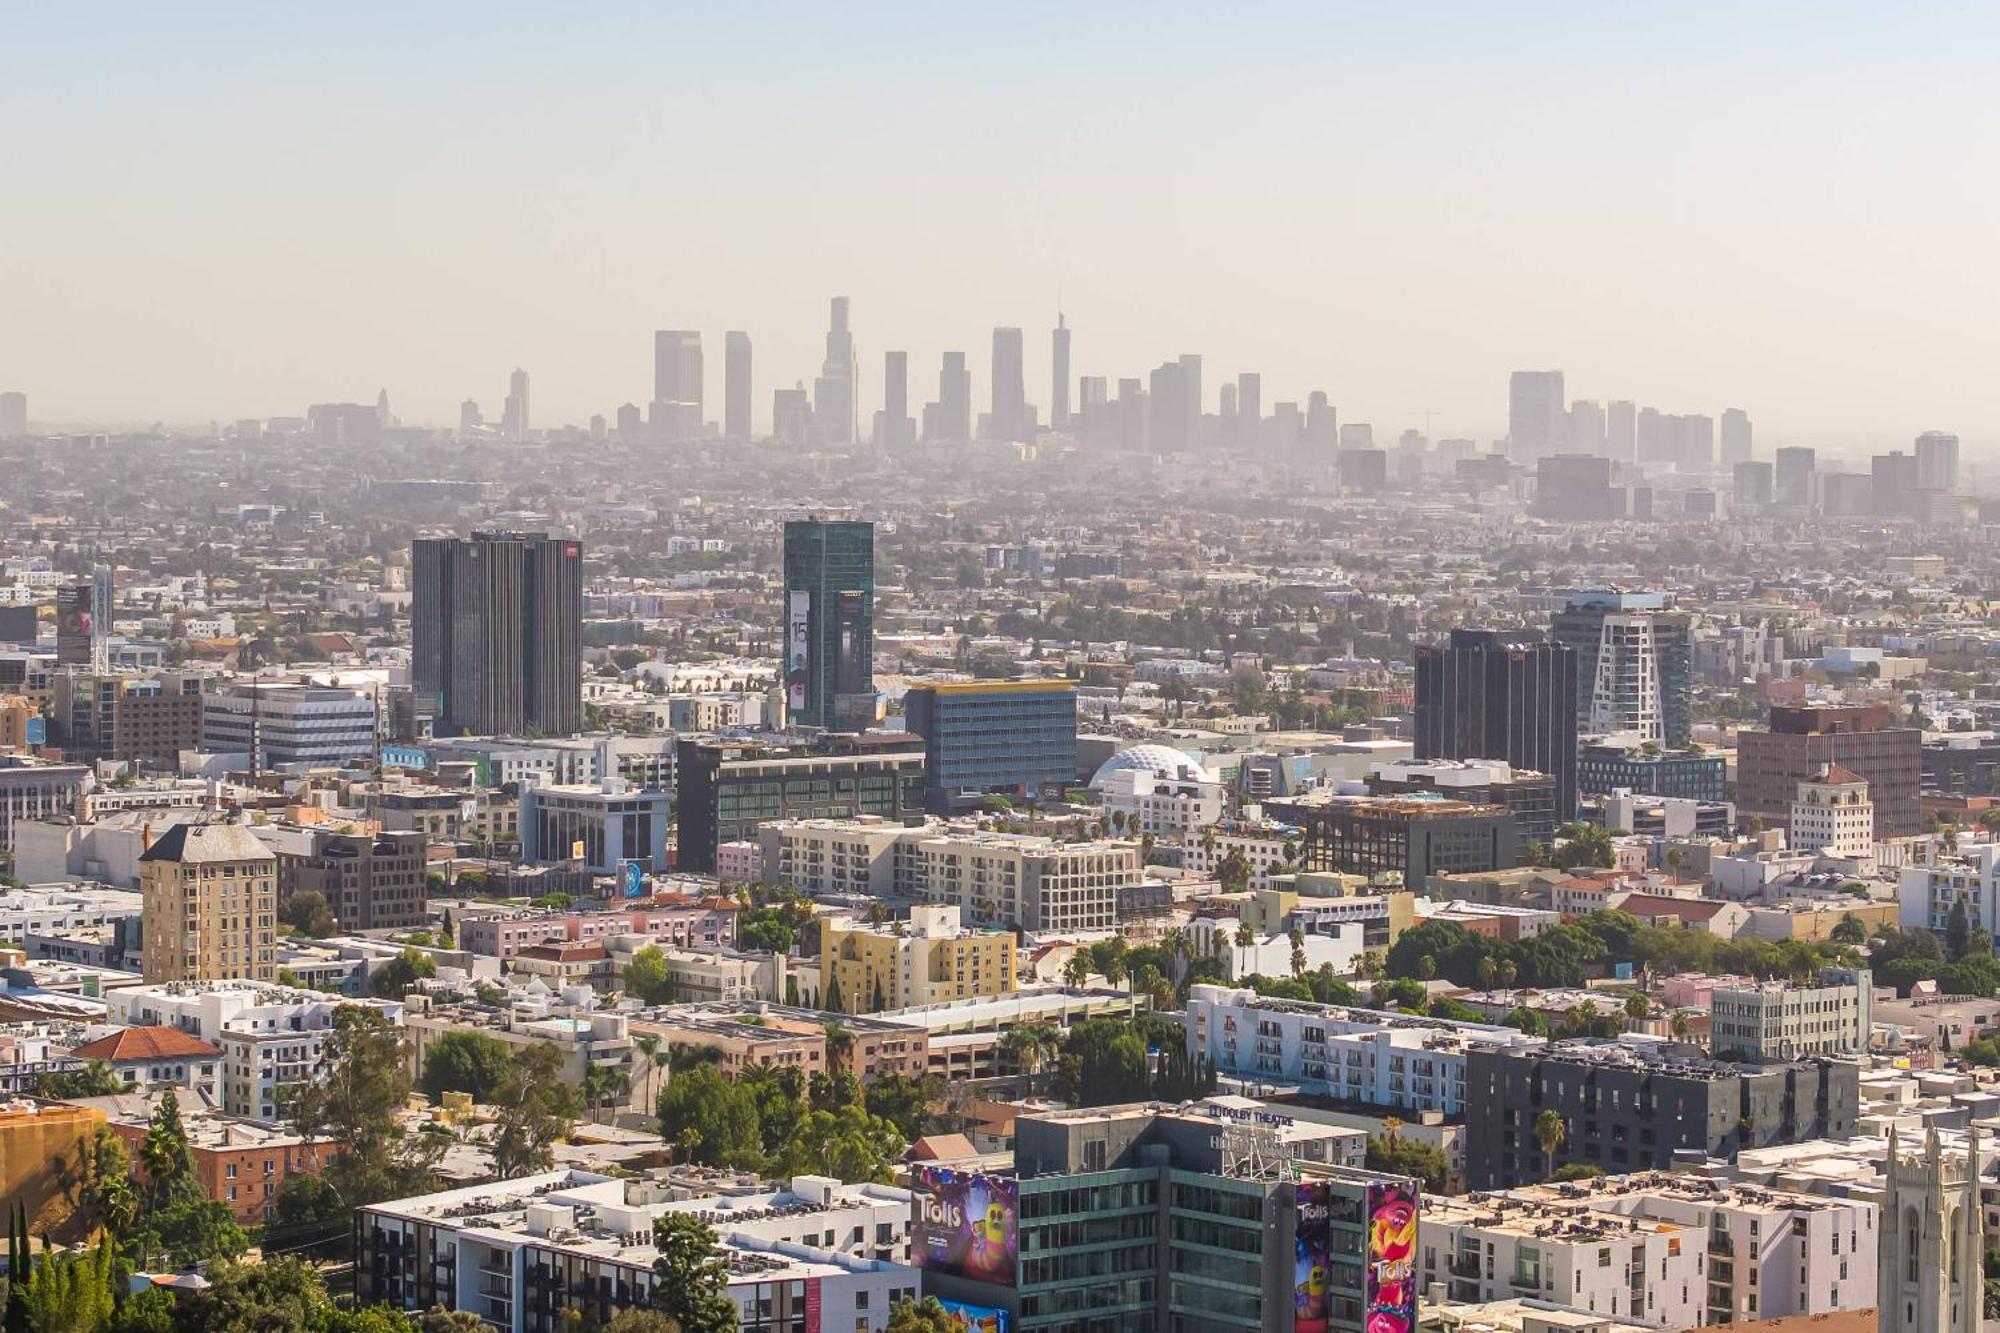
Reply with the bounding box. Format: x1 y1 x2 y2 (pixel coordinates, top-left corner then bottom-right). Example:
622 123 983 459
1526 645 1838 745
1053 1018 1149 1107
775 1105 908 1184
419 1030 516 1101
176 1258 328 1333
290 1005 440 1207
885 1296 963 1333
649 1214 739 1333
1551 1163 1606 1182
139 1087 200 1209
1364 1135 1447 1192
60 1127 138 1238
863 1074 940 1141
22 1239 114 1333
368 947 436 998
279 889 338 938
622 945 675 1005
657 1065 762 1169
1534 1109 1567 1180
488 1045 584 1179
32 1061 125 1099
601 1311 680 1333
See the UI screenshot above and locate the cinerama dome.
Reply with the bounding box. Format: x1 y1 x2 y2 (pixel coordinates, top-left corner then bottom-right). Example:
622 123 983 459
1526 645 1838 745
1088 743 1217 789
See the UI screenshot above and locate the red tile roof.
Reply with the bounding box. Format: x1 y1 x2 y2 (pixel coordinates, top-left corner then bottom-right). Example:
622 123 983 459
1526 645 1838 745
70 1025 222 1063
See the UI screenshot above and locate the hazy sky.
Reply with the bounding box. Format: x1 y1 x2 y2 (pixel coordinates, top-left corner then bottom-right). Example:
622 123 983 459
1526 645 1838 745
4 3 1996 450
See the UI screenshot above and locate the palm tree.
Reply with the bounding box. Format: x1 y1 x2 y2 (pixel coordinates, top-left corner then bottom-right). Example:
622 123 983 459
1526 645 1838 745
1664 847 1684 881
1063 953 1092 987
634 1033 664 1109
1534 1109 1567 1179
1494 959 1518 988
1624 994 1651 1025
1476 956 1498 990
1382 1115 1404 1146
1288 927 1307 978
1669 1009 1691 1043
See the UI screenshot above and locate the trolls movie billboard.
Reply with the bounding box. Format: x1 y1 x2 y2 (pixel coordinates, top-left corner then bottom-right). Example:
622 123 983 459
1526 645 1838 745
912 1167 1019 1287
1294 1178 1419 1333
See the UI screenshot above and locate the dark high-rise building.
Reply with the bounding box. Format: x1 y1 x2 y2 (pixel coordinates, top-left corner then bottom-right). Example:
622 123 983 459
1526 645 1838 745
1734 459 1774 509
1533 454 1618 520
904 679 1077 814
1737 704 1921 838
1050 314 1071 429
1415 628 1578 817
723 330 752 439
1775 445 1816 508
1466 1042 1857 1190
1508 369 1565 463
1550 590 1693 748
411 531 583 738
989 327 1026 441
503 368 529 442
782 519 875 731
674 734 924 873
614 402 642 440
1872 449 1919 517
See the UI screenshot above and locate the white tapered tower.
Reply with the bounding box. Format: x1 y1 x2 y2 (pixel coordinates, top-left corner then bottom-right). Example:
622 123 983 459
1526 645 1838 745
1878 1126 1981 1333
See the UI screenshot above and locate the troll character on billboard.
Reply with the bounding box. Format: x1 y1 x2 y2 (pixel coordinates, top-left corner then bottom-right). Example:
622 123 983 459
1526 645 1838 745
1294 1182 1332 1333
1366 1182 1419 1333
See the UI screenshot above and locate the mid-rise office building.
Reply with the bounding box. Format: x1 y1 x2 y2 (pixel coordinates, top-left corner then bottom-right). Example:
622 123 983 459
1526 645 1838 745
1185 984 1544 1114
278 827 428 933
1916 430 1961 494
1534 453 1619 520
818 904 1017 1012
1709 967 1872 1062
915 1100 1422 1333
139 823 279 983
1719 407 1753 465
1464 1040 1858 1189
1775 446 1817 508
783 519 876 731
0 758 90 848
723 330 752 439
675 735 924 874
903 679 1076 813
518 776 669 875
1267 792 1520 888
1550 590 1693 748
412 531 583 738
53 670 206 768
1789 764 1874 858
1734 459 1774 509
1414 629 1577 818
1576 735 1727 803
1737 704 1921 838
1509 369 1567 464
651 329 702 442
200 680 377 768
1365 757 1560 846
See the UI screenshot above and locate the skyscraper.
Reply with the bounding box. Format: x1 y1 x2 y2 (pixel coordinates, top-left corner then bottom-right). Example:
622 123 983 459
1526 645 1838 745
652 330 703 442
875 350 912 449
782 519 875 731
1177 354 1202 442
990 327 1026 441
412 531 583 738
1606 400 1637 460
1872 450 1919 517
504 368 529 442
929 351 971 443
1550 590 1693 748
1147 360 1191 453
1636 406 1666 464
1719 408 1752 465
1775 446 1817 508
773 387 811 446
1508 370 1566 463
1916 431 1960 493
459 399 481 433
1414 628 1578 817
724 331 753 439
1050 315 1071 429
1569 399 1606 455
1236 372 1261 447
0 392 25 440
1305 391 1337 452
615 402 642 440
813 297 857 446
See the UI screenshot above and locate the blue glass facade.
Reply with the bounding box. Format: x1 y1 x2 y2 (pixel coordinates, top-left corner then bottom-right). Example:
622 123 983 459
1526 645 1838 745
904 680 1077 813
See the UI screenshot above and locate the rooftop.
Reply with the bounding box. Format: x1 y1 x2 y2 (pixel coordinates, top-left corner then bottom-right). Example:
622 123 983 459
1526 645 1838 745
138 822 277 865
69 1025 222 1063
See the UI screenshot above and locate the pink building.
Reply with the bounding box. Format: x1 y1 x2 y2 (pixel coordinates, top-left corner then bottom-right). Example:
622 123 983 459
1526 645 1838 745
461 897 739 959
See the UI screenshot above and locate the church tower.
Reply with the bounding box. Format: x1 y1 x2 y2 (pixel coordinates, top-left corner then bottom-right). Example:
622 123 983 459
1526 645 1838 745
1879 1127 1982 1333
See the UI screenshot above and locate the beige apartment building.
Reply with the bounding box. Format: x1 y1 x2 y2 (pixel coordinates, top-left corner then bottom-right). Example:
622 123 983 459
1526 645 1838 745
139 823 278 982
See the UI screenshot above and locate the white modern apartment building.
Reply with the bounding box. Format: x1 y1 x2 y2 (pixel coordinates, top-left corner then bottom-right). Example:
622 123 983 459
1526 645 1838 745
1423 1171 1876 1326
358 1170 918 1333
106 978 402 1120
1899 844 2000 937
760 817 1142 931
1182 983 1544 1114
200 681 378 768
1094 765 1226 838
1709 968 1872 1062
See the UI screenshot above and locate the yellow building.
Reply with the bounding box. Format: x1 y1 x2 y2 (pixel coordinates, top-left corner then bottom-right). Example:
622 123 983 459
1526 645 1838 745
140 822 279 983
0 696 35 753
0 1100 106 1237
818 904 1017 1013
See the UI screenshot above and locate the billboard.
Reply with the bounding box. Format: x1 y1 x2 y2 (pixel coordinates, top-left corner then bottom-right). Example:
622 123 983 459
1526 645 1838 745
786 590 811 712
1364 1180 1419 1333
936 1301 1008 1333
54 584 93 666
1294 1181 1332 1333
620 858 648 898
911 1167 1018 1286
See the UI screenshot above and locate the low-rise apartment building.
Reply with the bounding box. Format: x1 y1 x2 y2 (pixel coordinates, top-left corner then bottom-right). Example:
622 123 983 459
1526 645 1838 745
817 904 1017 1012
